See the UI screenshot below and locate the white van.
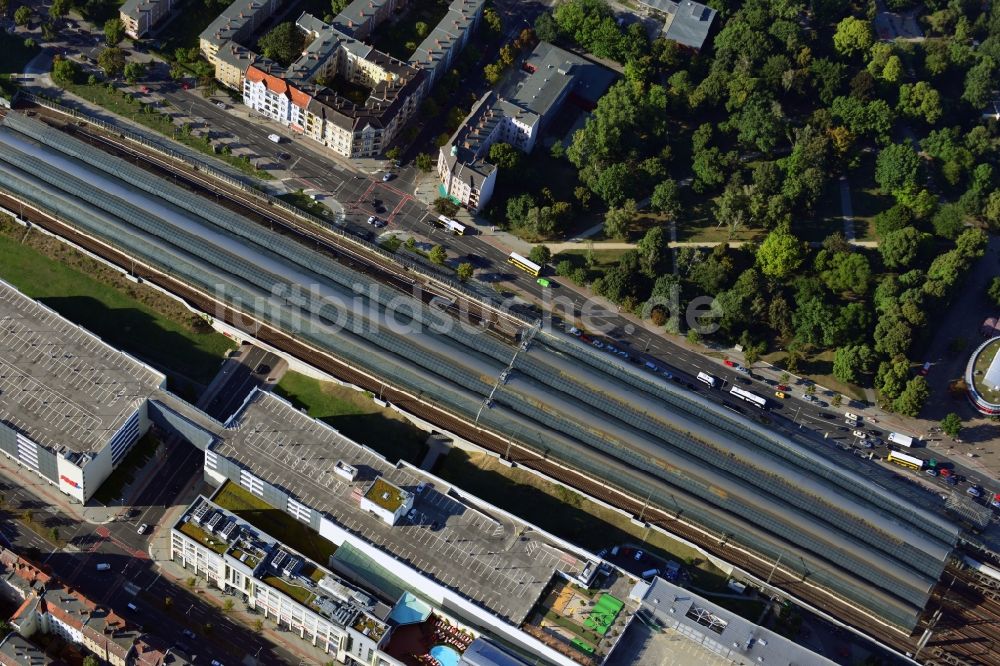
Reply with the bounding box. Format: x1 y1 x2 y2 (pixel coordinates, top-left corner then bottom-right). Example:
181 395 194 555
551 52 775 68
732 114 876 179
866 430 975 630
888 432 915 448
267 133 281 143
95 563 110 571
844 412 859 427
697 372 717 388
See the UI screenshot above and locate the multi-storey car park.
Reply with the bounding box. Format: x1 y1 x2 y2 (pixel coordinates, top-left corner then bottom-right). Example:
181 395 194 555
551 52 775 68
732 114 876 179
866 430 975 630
0 111 971 647
0 278 166 502
197 0 483 158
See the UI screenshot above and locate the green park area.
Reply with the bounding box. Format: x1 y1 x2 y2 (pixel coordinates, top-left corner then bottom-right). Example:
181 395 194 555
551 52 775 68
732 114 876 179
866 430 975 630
275 371 428 464
0 214 235 392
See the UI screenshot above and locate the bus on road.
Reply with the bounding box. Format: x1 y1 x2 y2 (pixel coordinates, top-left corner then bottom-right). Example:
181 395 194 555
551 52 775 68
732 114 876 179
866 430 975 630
887 450 924 471
508 252 541 277
434 216 467 235
729 386 767 409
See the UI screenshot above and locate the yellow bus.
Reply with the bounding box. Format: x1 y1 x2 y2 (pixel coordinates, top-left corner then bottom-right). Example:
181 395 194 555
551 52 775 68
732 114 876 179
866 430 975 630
887 450 924 471
507 252 541 277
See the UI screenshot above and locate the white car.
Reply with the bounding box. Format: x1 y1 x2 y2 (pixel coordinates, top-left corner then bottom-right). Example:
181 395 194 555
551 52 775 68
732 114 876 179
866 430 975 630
137 523 149 535
591 340 604 349
382 173 394 182
215 101 227 109
633 549 644 561
567 327 581 336
967 486 982 498
852 430 867 439
735 365 750 374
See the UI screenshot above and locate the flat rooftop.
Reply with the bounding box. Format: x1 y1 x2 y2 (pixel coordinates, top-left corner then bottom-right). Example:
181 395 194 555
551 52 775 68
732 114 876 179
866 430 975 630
211 390 592 624
176 495 390 635
0 279 165 456
364 477 408 512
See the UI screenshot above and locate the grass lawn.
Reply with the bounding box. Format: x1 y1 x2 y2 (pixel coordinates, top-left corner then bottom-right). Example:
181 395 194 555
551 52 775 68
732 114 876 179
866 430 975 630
0 32 41 75
275 371 428 464
371 0 451 60
263 574 316 605
675 198 763 244
434 450 726 581
842 154 889 240
214 482 338 566
0 215 235 389
553 248 630 271
760 349 868 402
93 433 161 505
64 81 271 179
179 519 228 554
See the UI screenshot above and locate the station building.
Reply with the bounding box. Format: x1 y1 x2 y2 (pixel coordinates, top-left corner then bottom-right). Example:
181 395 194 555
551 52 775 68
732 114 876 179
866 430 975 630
0 279 165 502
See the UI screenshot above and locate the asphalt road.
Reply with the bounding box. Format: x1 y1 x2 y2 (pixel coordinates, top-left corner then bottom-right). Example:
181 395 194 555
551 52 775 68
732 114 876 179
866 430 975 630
0 439 291 665
202 346 282 422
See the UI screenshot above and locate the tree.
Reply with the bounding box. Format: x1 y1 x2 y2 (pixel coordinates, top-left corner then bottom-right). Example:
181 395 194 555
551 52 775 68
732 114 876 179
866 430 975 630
433 197 459 216
223 598 235 612
756 224 806 280
650 179 681 219
253 619 264 633
415 153 433 172
833 344 876 384
529 245 551 265
97 47 126 78
931 203 966 239
429 245 447 265
592 162 633 206
483 7 502 33
875 143 920 196
987 276 1000 306
51 58 80 86
415 21 429 38
962 58 996 109
488 142 520 169
603 199 636 239
534 12 558 42
897 82 942 125
879 227 924 270
13 5 29 25
48 0 68 19
456 262 474 282
48 527 59 542
940 412 963 438
893 376 929 416
82 657 99 666
164 596 173 610
104 17 124 46
636 226 669 278
123 61 146 84
257 22 303 66
833 16 873 58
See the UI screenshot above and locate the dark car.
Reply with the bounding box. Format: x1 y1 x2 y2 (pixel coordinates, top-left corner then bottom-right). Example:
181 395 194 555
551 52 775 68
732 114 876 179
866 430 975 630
819 412 835 419
255 363 271 375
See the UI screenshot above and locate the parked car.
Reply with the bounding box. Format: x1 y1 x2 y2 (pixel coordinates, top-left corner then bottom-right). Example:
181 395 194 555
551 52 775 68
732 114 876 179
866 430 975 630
137 523 149 535
723 360 736 367
967 486 982 498
633 549 644 561
775 384 790 392
216 101 227 109
852 430 867 439
919 361 931 376
803 394 817 403
774 391 786 399
567 327 581 336
925 468 938 477
591 340 604 349
735 365 750 375
382 172 394 182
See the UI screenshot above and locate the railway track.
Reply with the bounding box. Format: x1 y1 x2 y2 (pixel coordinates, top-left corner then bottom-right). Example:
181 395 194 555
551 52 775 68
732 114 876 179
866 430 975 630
0 107 977 662
26 108 523 342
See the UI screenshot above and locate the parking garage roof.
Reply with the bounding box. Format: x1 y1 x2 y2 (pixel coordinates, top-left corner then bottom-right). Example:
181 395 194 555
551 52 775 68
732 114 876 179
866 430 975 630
0 279 165 456
211 390 593 624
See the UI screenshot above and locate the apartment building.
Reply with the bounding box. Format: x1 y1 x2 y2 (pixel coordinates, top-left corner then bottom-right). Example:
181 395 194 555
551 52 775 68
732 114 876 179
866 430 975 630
200 0 481 157
119 0 178 39
439 42 614 210
0 633 61 666
0 279 165 502
0 550 139 666
240 17 424 158
171 496 398 664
